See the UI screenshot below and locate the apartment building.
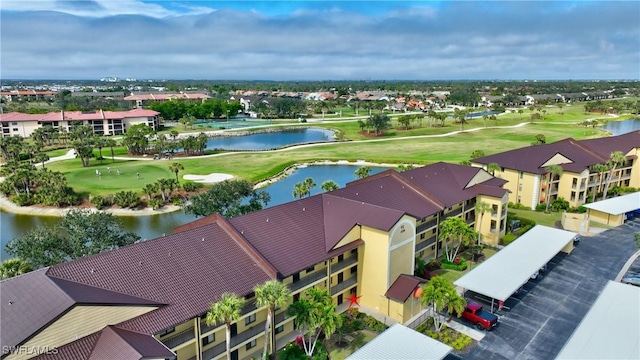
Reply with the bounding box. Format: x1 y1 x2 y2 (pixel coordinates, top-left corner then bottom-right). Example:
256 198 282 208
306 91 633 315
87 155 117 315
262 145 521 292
471 131 640 210
0 109 160 138
1 162 508 360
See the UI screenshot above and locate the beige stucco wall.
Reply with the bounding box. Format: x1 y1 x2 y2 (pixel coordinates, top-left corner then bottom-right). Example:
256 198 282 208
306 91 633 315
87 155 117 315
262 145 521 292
8 305 156 360
588 209 624 226
561 212 590 234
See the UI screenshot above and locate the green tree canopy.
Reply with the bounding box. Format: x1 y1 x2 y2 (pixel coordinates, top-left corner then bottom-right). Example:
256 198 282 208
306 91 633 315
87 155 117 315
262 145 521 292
419 277 466 332
0 258 35 279
183 179 270 218
5 209 140 268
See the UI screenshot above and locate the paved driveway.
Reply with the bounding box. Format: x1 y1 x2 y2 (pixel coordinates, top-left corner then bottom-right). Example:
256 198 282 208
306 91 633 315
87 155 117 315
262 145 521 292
464 217 640 360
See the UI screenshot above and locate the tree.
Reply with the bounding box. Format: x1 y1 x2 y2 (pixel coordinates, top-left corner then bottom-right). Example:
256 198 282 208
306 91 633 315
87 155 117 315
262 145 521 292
183 179 270 218
470 150 486 159
69 125 95 167
397 164 414 172
0 258 35 279
601 151 626 200
122 123 155 155
206 293 245 360
354 166 371 179
544 164 563 212
105 138 117 163
474 202 492 245
287 287 342 356
169 162 184 182
591 163 609 202
398 115 411 129
5 209 140 267
321 180 339 192
293 181 307 199
420 277 466 332
439 217 477 262
254 280 292 360
367 113 391 136
486 163 500 176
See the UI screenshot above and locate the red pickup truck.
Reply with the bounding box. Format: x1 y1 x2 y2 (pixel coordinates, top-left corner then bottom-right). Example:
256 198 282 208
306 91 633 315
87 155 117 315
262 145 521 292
459 301 498 330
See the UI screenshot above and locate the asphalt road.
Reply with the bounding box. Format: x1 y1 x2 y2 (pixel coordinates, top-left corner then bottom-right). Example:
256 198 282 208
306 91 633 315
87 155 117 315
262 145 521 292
464 217 640 360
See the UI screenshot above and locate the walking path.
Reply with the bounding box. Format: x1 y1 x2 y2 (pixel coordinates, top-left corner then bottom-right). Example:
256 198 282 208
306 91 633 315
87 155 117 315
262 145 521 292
615 249 640 281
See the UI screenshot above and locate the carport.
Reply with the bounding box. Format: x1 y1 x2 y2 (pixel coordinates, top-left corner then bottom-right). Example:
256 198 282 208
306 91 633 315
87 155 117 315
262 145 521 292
555 280 640 360
454 225 577 312
583 192 640 226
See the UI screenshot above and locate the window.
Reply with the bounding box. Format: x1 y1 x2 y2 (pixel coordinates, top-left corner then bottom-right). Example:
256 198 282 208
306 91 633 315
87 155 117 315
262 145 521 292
305 265 314 273
431 245 436 250
338 254 344 262
246 339 256 350
202 334 215 346
420 233 426 240
350 266 357 274
519 171 524 179
11 122 17 125
517 196 521 204
351 249 357 254
245 314 256 325
519 184 523 191
275 325 284 334
432 228 437 234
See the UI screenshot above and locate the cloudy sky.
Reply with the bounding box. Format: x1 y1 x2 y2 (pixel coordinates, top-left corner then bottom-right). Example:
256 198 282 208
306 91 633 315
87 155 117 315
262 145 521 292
1 1 638 80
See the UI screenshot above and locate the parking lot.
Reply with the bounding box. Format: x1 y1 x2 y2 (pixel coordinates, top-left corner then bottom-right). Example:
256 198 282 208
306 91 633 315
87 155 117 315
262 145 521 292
464 217 640 360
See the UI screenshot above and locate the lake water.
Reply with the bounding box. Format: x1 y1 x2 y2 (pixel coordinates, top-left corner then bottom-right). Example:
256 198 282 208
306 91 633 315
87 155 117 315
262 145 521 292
206 128 335 150
600 118 640 136
0 164 389 259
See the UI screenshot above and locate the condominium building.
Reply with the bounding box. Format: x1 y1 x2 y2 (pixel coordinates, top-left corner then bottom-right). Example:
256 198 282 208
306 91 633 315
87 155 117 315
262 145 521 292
471 131 640 209
0 109 160 138
1 162 508 360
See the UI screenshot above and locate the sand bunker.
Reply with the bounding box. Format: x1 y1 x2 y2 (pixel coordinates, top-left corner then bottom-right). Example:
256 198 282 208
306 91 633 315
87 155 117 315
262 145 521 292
183 173 234 183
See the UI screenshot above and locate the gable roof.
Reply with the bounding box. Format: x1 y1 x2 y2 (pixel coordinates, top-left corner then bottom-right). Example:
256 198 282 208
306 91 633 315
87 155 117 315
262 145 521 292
0 269 160 353
399 162 509 206
228 193 405 277
472 131 640 174
385 274 426 302
43 216 275 335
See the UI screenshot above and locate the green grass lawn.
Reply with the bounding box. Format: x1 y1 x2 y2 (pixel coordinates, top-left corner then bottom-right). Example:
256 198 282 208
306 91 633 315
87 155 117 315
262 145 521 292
326 331 377 360
507 208 563 227
435 248 497 283
48 160 174 196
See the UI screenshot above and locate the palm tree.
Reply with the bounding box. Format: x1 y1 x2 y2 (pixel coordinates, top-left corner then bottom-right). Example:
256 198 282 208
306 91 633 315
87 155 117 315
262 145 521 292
601 151 626 200
419 277 465 332
169 162 184 182
486 163 500 176
439 217 477 262
0 258 35 279
303 177 316 196
254 280 292 360
287 287 341 357
293 182 306 199
205 293 245 360
354 166 371 179
321 180 339 192
105 138 117 163
544 164 563 212
474 202 492 245
591 163 609 202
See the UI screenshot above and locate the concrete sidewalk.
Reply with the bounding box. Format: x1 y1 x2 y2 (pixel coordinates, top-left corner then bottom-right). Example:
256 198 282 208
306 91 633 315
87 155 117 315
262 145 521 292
445 318 486 341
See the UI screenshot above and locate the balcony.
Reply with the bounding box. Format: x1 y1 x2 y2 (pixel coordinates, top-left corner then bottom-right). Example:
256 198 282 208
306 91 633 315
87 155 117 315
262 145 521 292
415 238 435 252
416 218 438 233
330 276 358 296
331 257 358 274
289 270 327 292
161 327 195 349
201 302 258 334
444 207 463 218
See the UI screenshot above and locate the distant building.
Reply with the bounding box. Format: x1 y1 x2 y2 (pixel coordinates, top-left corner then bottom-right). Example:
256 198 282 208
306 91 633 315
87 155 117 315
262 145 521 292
124 92 211 108
0 90 57 102
0 109 160 137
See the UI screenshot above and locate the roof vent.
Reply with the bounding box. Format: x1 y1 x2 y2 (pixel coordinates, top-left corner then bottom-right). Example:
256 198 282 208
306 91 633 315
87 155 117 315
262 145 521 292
302 207 306 211
139 261 142 265
266 218 269 222
241 230 244 234
91 268 96 273
8 301 13 305
355 192 359 196
202 238 205 241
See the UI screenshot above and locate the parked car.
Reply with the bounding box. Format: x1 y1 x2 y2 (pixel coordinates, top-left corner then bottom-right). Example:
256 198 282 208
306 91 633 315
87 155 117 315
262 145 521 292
457 301 499 330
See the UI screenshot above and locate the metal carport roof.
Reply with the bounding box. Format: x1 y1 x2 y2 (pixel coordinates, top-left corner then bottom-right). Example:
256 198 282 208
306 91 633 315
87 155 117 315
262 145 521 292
346 323 452 360
582 192 640 215
555 281 640 360
454 225 576 302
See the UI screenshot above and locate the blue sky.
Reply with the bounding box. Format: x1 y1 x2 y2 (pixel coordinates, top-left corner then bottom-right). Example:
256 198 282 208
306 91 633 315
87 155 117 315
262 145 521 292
1 1 638 80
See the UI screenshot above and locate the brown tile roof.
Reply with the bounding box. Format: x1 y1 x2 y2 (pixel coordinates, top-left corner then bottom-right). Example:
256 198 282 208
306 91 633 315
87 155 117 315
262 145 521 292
45 216 275 335
470 134 639 174
0 269 160 353
34 326 175 360
228 193 404 277
335 170 445 218
399 162 509 207
385 274 426 302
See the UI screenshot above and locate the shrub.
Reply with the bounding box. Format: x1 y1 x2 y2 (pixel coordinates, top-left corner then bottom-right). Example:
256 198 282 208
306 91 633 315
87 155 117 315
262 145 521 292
500 233 516 246
441 258 468 271
91 195 107 209
12 194 33 206
149 198 162 210
426 259 441 271
551 197 570 212
113 191 140 208
181 181 202 192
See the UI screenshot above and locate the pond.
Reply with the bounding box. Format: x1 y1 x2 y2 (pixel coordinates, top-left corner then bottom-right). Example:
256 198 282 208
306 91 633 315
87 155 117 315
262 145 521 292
0 164 389 259
206 128 336 150
600 118 640 136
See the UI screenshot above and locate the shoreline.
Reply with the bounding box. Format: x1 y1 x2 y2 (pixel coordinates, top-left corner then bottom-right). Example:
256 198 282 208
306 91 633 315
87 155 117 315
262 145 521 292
1 160 401 217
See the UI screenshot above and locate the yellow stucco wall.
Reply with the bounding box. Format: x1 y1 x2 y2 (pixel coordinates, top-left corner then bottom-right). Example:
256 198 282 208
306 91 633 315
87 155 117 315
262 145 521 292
588 209 624 226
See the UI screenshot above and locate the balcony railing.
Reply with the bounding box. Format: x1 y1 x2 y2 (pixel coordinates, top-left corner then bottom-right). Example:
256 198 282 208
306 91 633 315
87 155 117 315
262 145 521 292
415 238 435 252
161 327 196 349
330 277 358 296
445 207 463 217
331 257 358 274
201 301 258 334
416 218 438 233
289 270 327 292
